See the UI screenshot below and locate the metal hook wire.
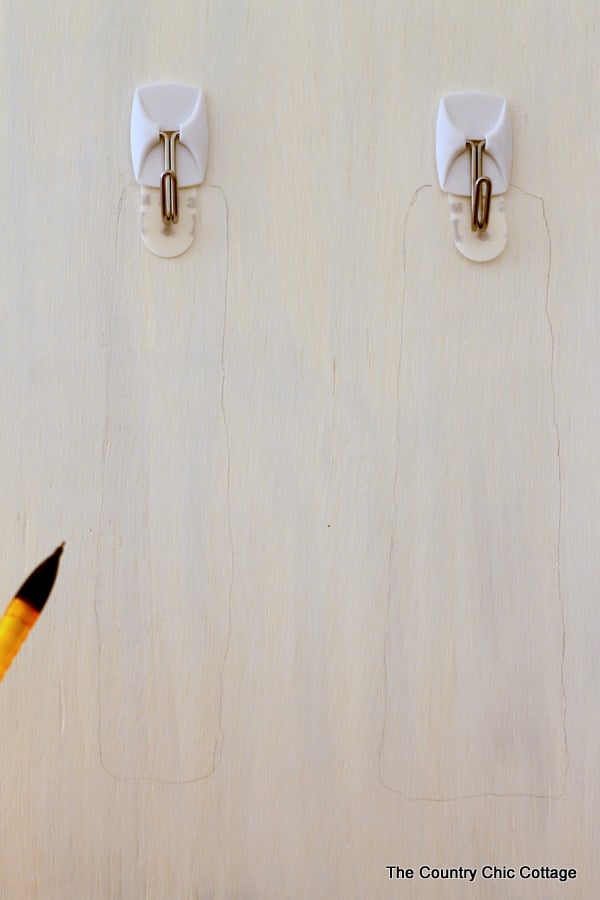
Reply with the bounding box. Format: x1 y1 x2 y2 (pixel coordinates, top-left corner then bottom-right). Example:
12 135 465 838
159 130 180 224
466 139 492 232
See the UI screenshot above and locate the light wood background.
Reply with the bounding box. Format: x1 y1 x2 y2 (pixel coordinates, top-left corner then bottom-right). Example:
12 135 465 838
0 1 598 897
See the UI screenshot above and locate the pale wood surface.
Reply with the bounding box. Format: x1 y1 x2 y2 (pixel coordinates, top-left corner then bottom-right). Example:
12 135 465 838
0 1 599 897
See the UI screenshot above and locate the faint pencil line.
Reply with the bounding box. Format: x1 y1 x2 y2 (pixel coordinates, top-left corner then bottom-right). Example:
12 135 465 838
379 184 567 801
95 183 131 783
209 182 234 774
511 183 568 795
379 184 432 791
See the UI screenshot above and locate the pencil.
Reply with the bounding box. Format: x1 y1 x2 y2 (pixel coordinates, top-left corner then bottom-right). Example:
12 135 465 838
0 544 64 681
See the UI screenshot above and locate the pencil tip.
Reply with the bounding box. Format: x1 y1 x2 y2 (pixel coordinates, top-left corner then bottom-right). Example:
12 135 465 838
15 545 65 612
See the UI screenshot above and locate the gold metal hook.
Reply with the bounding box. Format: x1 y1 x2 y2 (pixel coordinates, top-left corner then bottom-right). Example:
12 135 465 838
159 130 180 224
466 139 492 232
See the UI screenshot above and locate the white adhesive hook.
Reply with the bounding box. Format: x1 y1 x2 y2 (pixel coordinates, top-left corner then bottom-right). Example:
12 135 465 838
436 92 512 262
131 83 208 258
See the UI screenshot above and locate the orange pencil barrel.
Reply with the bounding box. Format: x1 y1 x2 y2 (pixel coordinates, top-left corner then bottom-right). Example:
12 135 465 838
0 544 64 682
0 600 39 680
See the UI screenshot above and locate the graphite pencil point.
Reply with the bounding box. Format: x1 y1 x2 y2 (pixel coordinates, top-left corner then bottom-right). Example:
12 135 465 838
15 544 64 613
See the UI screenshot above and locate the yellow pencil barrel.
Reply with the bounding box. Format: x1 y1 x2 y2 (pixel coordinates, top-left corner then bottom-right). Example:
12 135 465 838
0 599 39 681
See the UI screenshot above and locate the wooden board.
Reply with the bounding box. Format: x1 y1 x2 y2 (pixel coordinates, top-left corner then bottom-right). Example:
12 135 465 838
0 1 598 897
